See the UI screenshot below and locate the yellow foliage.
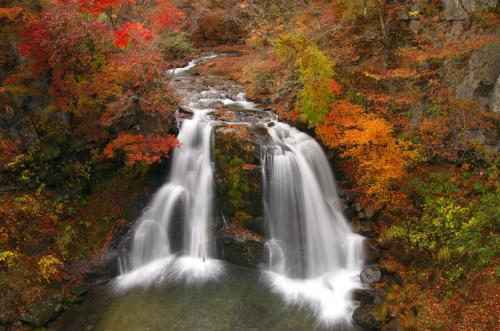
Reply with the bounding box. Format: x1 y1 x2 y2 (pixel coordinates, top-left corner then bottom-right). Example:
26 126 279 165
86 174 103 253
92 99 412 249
38 255 63 283
0 250 20 268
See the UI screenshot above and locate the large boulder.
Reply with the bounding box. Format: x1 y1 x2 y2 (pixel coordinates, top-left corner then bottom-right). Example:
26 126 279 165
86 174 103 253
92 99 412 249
20 297 63 328
213 124 265 267
217 223 264 268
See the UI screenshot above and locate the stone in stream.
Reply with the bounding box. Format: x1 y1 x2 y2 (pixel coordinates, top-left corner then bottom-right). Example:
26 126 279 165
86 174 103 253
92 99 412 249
361 265 382 285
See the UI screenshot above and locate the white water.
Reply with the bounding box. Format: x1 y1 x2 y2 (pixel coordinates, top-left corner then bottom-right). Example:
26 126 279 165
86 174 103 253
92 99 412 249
116 55 225 289
116 53 364 326
262 122 365 325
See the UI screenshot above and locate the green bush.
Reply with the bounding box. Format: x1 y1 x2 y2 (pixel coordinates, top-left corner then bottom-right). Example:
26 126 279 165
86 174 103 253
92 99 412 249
273 33 335 126
387 188 499 269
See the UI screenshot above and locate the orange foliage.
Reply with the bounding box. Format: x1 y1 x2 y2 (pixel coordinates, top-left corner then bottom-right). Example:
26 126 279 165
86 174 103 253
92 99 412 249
316 100 418 208
0 6 22 20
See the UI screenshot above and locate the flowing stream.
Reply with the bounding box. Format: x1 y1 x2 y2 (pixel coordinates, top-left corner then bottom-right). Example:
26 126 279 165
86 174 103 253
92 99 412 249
51 53 364 331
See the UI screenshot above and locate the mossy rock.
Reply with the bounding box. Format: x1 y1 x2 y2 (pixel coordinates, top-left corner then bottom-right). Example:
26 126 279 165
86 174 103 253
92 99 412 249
214 124 265 268
214 125 263 223
21 297 63 327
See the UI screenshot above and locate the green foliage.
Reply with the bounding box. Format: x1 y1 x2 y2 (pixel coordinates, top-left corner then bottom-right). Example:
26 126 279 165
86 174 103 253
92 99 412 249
158 31 196 60
387 178 499 269
334 0 377 20
274 33 334 126
296 46 335 126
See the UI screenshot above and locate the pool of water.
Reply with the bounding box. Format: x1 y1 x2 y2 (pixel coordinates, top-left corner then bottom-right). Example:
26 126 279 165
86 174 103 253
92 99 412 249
50 263 359 331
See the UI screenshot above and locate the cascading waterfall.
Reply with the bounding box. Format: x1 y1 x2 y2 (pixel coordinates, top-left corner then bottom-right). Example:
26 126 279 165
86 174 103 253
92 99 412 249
115 55 224 289
114 53 364 327
262 122 365 325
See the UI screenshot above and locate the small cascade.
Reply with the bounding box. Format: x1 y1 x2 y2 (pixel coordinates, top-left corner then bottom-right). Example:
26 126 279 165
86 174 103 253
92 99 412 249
262 122 365 325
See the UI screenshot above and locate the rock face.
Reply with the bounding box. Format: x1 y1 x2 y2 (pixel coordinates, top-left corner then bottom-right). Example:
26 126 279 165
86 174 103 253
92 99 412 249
441 0 497 21
454 42 500 113
213 125 265 267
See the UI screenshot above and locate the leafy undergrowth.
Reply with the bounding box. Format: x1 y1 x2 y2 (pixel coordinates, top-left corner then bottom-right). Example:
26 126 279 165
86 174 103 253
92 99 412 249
379 260 499 330
0 173 149 324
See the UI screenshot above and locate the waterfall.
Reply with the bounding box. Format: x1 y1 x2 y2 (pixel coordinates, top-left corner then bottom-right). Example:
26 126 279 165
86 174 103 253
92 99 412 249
115 55 224 289
114 53 364 327
262 122 365 325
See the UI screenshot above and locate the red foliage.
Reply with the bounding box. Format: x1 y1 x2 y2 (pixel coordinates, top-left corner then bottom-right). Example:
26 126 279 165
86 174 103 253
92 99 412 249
0 140 18 168
77 0 134 14
103 133 179 165
114 22 154 48
150 0 184 30
330 79 341 95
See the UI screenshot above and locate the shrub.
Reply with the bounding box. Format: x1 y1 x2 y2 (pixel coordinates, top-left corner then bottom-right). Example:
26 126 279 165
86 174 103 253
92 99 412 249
0 250 20 269
386 193 499 268
38 255 63 283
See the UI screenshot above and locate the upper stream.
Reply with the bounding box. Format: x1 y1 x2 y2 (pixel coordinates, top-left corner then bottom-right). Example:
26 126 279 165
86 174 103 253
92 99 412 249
50 53 365 331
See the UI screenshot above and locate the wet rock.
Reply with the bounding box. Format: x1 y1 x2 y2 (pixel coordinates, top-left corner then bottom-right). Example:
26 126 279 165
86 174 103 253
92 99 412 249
177 106 193 115
441 0 475 21
343 205 357 221
353 305 384 330
245 216 265 235
363 238 382 263
214 125 263 221
353 288 386 305
217 223 264 268
352 218 376 238
213 125 265 268
21 298 62 327
361 266 382 286
211 101 225 109
353 289 377 304
489 73 500 113
453 42 500 112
